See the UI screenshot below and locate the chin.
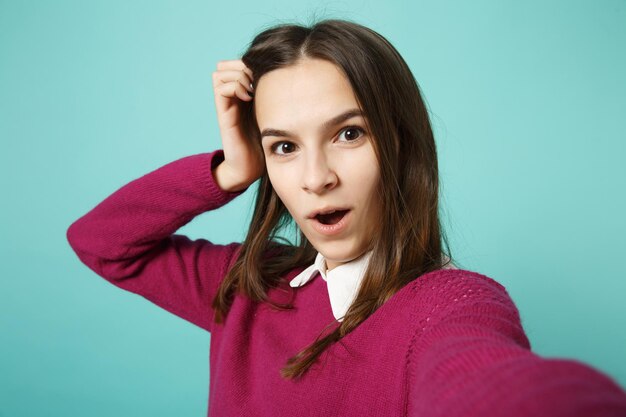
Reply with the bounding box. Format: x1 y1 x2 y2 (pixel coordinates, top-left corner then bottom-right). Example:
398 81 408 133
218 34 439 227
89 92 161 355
314 240 364 263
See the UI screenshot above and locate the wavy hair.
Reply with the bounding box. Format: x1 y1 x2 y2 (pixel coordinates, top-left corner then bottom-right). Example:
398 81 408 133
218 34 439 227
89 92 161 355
212 18 452 379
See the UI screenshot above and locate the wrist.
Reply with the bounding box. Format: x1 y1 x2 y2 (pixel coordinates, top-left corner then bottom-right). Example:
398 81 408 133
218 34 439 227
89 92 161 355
213 162 251 193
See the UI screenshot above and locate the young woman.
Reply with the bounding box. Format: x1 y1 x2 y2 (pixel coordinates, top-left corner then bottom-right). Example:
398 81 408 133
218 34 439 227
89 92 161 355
67 19 626 416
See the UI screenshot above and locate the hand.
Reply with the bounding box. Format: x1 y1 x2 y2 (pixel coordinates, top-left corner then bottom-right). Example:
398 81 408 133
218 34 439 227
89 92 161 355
211 59 264 192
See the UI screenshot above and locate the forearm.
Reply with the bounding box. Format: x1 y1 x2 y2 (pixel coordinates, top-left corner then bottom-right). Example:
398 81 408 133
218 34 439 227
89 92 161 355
66 150 243 277
406 270 626 417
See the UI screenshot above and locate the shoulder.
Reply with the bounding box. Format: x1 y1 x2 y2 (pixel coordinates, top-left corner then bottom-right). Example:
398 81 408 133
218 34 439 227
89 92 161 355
374 267 523 337
406 267 515 312
392 268 529 346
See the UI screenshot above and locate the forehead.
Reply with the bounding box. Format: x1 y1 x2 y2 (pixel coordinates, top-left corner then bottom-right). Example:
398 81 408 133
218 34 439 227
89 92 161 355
254 59 360 129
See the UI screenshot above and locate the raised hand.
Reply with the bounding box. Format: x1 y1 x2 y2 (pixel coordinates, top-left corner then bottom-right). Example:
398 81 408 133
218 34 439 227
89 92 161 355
211 59 264 192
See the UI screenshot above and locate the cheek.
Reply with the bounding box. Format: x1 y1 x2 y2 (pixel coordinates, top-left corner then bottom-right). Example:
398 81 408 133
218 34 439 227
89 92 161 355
354 162 383 218
267 166 289 198
349 158 380 198
267 168 298 215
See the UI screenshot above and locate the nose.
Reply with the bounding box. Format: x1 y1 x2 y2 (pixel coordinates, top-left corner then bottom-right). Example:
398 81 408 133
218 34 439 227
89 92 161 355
301 150 338 194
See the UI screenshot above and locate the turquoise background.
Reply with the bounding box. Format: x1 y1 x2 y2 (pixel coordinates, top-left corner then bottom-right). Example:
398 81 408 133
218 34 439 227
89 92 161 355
1 1 625 415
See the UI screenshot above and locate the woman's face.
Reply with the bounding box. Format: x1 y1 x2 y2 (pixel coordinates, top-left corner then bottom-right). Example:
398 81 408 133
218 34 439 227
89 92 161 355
254 58 383 271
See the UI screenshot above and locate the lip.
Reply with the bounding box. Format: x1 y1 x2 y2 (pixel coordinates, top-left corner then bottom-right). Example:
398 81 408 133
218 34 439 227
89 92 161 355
306 206 352 219
309 209 351 236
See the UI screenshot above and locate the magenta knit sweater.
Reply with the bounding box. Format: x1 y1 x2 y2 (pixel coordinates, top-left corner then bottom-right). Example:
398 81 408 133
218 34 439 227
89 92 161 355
66 150 626 417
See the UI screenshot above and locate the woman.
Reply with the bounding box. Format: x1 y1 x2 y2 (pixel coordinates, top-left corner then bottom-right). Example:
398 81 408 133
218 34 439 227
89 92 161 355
67 19 626 416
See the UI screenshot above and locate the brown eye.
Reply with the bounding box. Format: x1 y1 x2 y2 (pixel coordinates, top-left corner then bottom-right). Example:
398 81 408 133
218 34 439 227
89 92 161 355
338 126 364 142
271 141 296 156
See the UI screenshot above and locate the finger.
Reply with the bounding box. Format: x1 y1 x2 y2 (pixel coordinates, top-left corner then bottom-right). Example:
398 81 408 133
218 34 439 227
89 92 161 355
242 66 254 81
216 59 245 70
213 69 254 92
215 80 253 104
217 59 254 78
212 75 253 101
216 59 254 82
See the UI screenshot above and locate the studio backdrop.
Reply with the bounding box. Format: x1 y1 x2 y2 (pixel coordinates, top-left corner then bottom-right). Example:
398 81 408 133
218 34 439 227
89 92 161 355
1 1 625 416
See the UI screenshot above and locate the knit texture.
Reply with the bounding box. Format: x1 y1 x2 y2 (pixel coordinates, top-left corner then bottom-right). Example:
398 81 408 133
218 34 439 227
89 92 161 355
66 150 626 417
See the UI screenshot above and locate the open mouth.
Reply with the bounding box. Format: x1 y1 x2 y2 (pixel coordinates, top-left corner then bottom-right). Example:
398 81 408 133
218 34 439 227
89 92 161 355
316 209 350 225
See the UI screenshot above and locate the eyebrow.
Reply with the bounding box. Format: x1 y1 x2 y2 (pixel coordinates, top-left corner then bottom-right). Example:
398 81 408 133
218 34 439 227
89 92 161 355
260 108 364 139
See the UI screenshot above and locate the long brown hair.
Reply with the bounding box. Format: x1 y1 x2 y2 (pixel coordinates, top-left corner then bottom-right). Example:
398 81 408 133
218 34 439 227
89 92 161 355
212 18 452 379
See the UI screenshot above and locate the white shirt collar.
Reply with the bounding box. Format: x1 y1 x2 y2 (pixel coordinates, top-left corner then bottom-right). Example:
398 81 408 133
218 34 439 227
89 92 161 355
289 250 373 322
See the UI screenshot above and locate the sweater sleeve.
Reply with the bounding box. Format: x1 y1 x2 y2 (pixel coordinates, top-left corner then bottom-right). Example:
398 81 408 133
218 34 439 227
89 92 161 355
406 269 626 417
66 149 245 333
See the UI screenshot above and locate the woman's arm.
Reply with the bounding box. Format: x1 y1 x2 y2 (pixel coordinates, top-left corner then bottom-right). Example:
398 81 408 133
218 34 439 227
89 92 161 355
406 269 626 417
66 149 245 332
